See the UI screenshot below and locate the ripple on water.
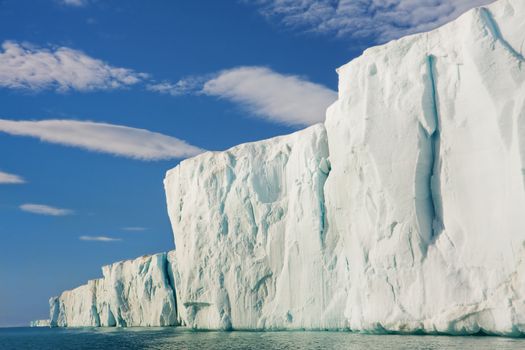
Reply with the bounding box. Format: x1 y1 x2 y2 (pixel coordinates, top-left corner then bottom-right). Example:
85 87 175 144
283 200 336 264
1 328 525 350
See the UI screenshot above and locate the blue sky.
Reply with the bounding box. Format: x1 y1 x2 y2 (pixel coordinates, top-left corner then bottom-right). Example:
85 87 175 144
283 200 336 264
0 0 491 327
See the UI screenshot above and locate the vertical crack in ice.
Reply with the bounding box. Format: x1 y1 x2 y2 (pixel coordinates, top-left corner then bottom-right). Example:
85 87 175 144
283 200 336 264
164 252 179 325
92 282 101 327
427 55 443 240
92 304 101 327
319 158 331 244
417 54 444 245
427 55 444 241
479 7 524 63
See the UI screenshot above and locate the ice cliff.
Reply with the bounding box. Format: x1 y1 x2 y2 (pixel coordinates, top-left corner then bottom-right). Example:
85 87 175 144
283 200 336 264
50 253 178 327
29 319 50 327
47 0 525 336
164 0 525 335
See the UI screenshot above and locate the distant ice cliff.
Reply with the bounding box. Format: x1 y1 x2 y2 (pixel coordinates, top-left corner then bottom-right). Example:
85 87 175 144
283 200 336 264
29 319 50 327
49 253 178 327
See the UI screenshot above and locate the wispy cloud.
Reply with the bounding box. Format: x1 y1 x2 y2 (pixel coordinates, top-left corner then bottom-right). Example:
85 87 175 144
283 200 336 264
59 0 89 6
20 203 74 216
79 235 121 242
0 171 25 184
202 67 336 126
0 119 204 160
152 67 336 127
0 41 147 92
147 77 205 96
121 227 148 232
251 0 495 42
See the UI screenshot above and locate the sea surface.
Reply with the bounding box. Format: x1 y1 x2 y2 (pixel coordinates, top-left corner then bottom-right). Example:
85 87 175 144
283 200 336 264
1 327 525 350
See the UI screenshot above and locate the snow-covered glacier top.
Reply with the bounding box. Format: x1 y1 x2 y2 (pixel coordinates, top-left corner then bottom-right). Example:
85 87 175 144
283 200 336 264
165 0 525 335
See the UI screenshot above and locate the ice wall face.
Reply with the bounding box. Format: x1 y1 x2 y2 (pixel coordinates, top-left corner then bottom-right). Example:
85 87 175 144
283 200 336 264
165 0 525 335
324 0 525 334
50 253 178 327
99 253 177 326
165 125 332 329
50 280 99 327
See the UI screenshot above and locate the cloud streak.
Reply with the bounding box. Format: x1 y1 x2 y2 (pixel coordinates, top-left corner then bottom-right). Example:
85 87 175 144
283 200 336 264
0 119 204 160
153 67 336 127
79 236 121 242
147 77 205 96
252 0 495 42
20 203 74 216
59 0 89 6
121 227 148 232
0 41 147 92
0 171 25 184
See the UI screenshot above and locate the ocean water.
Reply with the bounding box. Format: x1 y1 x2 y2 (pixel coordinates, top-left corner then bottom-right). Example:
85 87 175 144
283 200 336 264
1 327 525 350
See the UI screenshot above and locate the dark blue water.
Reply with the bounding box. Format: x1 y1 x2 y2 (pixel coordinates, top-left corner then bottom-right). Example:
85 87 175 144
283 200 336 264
1 327 525 350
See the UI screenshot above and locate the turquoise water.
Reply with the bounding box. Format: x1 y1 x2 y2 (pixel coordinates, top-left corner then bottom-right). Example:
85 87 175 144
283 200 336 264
1 327 525 350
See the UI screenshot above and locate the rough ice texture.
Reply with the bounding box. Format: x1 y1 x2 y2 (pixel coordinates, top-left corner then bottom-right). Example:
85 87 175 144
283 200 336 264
50 253 178 327
29 319 50 327
165 125 330 330
165 0 525 335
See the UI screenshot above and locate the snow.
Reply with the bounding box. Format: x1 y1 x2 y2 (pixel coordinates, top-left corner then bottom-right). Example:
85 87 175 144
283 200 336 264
49 253 178 327
164 0 525 335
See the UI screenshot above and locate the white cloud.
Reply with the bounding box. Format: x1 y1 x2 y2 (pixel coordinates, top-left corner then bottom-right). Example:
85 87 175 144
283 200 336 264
0 119 204 160
202 66 336 126
252 0 495 42
0 42 333 128
59 0 89 7
0 171 25 184
121 227 148 232
79 235 121 242
20 203 74 216
150 67 336 127
0 41 147 91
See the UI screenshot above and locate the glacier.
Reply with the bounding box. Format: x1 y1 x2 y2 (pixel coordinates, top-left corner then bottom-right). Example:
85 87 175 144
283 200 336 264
164 0 525 335
49 253 178 327
45 0 525 336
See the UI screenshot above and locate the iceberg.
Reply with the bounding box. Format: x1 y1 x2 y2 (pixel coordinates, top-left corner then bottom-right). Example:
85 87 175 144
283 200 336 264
50 253 178 327
164 0 525 335
29 319 50 327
